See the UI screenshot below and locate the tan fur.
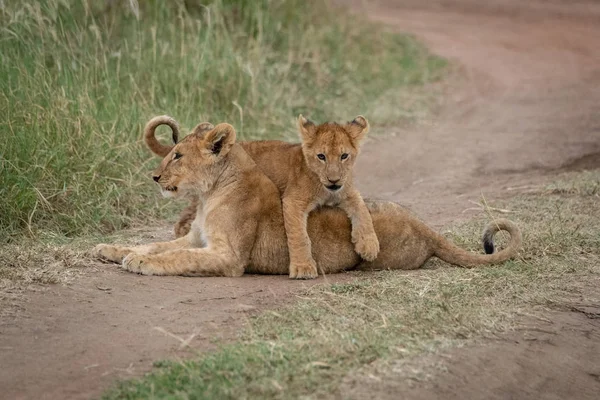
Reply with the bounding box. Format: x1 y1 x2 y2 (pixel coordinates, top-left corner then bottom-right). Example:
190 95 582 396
144 115 378 278
95 121 522 277
281 115 378 278
144 115 181 158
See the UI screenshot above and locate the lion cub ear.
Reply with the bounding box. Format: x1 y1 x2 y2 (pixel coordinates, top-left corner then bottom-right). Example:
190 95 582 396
297 114 317 144
347 115 370 143
191 122 215 136
202 123 237 158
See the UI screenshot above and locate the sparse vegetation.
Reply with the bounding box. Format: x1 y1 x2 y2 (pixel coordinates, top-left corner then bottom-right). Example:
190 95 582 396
103 170 600 399
0 0 445 241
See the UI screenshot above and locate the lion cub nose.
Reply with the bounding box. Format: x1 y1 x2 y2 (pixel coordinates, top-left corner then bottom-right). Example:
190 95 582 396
328 178 340 184
153 175 161 182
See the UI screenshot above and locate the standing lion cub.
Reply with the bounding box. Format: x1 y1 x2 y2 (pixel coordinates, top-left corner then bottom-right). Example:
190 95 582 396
283 115 379 278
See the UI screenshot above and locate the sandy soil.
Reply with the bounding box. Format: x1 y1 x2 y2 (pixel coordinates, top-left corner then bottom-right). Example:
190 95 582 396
1 0 599 399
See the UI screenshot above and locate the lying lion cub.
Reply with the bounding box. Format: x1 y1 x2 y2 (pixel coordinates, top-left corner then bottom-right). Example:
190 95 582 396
95 121 521 276
145 115 378 279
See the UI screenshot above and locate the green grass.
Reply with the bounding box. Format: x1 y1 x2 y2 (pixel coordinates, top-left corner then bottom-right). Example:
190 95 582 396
103 170 600 399
0 0 445 242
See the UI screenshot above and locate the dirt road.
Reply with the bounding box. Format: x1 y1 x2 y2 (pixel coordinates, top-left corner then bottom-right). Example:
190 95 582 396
2 1 600 399
352 0 600 224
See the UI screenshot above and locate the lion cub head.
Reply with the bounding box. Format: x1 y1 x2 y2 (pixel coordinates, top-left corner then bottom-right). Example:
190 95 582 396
297 115 369 192
150 120 236 198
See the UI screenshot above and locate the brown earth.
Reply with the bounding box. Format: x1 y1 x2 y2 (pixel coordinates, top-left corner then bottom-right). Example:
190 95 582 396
1 0 600 399
340 307 600 400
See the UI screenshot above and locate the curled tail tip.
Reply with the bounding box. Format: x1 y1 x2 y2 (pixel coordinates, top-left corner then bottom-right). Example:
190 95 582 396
482 218 522 255
151 114 176 121
143 115 179 157
482 222 497 254
144 115 177 132
483 236 495 254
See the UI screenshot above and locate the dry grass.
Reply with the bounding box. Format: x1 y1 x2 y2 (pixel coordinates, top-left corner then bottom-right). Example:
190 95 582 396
0 244 86 285
544 170 600 196
0 241 88 318
103 170 600 399
0 223 174 290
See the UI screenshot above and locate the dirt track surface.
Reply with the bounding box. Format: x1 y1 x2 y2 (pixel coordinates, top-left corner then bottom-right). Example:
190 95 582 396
2 0 600 399
352 0 600 224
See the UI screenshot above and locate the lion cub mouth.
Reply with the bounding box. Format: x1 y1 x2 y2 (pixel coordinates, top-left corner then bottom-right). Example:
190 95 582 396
160 186 178 198
326 184 342 192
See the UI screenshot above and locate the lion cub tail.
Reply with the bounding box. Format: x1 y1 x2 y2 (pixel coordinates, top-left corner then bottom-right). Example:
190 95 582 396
433 218 522 267
144 115 179 157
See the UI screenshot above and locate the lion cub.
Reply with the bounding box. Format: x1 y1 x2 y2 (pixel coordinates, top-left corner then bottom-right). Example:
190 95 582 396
284 115 379 279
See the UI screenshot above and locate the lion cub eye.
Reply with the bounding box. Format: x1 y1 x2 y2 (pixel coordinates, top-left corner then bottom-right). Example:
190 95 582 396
317 154 326 161
340 153 349 160
173 152 183 160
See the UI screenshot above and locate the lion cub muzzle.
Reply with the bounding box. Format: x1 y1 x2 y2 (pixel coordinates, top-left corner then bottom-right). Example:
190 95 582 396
153 174 178 193
324 177 342 191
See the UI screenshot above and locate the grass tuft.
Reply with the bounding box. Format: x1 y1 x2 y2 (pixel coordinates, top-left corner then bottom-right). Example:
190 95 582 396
544 170 600 196
0 242 88 286
0 0 445 242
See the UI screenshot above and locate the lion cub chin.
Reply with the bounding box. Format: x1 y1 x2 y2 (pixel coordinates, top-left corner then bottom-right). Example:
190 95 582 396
284 115 379 279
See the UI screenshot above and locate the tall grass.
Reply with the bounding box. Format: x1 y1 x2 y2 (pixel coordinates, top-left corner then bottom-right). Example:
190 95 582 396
0 0 445 241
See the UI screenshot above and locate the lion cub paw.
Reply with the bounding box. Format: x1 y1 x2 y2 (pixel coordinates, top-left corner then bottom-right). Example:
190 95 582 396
289 260 318 280
94 244 132 264
122 254 166 276
354 234 380 262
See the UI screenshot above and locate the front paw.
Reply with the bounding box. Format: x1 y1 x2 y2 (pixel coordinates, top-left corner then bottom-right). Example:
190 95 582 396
354 234 380 262
289 260 318 280
94 244 132 263
122 254 166 276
